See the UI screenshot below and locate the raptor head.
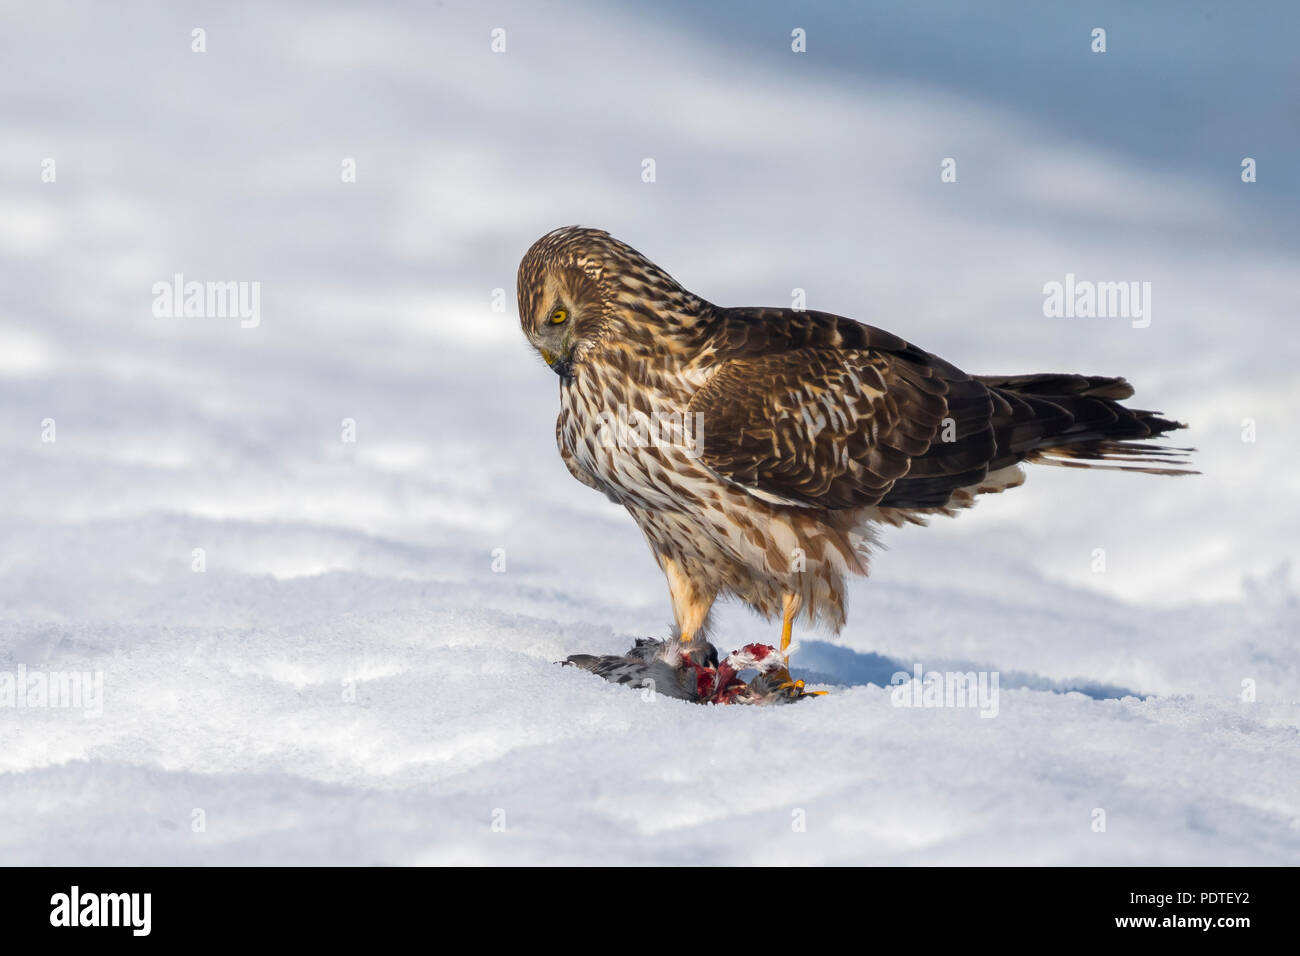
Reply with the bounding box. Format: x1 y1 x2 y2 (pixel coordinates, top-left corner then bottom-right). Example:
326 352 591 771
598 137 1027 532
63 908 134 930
516 226 705 382
516 226 616 381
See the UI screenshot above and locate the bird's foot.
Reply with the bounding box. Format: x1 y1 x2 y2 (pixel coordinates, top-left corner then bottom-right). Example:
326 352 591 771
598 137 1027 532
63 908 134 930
752 664 828 703
713 649 826 704
768 638 827 701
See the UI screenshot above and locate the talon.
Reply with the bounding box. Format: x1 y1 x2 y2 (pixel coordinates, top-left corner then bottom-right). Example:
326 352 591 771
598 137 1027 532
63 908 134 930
774 677 827 699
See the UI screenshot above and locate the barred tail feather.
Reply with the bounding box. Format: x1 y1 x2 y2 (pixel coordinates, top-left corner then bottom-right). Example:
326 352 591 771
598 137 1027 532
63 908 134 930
978 373 1198 476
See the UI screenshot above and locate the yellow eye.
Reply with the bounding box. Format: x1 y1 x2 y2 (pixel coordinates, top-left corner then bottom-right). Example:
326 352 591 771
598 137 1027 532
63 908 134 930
549 307 568 325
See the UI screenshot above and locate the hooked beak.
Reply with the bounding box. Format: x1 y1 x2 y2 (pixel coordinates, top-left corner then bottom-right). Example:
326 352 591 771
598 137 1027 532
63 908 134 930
540 349 573 381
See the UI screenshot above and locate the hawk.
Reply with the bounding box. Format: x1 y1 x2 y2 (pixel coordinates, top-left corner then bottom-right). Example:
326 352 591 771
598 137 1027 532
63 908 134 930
518 226 1192 689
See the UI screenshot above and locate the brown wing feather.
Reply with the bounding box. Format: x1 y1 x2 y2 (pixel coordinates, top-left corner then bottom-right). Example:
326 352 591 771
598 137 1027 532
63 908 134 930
687 347 952 508
687 307 1192 511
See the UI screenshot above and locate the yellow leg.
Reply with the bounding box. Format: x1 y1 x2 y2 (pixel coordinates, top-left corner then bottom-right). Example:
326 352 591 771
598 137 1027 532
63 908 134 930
777 593 826 697
663 557 714 643
779 593 798 657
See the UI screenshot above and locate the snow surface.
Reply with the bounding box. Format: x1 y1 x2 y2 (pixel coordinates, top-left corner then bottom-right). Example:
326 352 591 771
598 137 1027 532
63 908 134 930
1 1 1298 865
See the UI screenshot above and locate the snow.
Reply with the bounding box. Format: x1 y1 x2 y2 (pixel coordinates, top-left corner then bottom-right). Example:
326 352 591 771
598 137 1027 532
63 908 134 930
1 1 1298 865
3 503 1296 865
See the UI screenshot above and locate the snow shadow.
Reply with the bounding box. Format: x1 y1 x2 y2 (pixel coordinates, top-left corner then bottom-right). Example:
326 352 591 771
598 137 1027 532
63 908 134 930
795 640 1143 701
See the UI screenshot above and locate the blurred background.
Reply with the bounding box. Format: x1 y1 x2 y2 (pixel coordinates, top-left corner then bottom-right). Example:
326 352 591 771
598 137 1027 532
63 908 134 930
1 0 1296 628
